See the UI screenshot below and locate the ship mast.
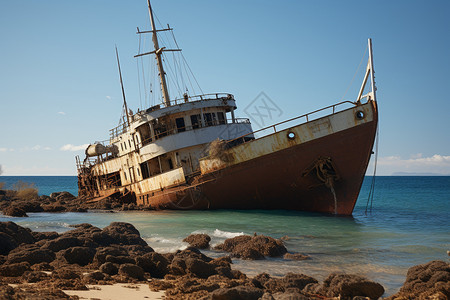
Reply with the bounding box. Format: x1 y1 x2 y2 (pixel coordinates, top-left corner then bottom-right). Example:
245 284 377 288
147 0 170 107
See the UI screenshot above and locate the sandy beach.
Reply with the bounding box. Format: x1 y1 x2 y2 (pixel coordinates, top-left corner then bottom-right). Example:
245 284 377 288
63 283 164 300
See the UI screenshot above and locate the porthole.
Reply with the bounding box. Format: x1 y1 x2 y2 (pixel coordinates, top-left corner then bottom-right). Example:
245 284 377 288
356 111 365 120
287 132 296 140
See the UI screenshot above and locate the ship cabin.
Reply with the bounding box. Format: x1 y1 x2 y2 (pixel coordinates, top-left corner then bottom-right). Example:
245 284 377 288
79 93 254 200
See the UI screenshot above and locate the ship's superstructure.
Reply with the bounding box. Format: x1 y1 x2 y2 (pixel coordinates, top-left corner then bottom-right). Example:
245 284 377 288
76 1 378 215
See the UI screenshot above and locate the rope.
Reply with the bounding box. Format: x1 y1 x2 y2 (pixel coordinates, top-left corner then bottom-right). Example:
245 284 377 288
341 44 368 101
365 123 379 215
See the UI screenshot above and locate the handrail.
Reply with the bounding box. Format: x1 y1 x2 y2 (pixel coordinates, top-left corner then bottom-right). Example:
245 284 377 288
226 100 357 146
109 93 235 140
170 93 234 106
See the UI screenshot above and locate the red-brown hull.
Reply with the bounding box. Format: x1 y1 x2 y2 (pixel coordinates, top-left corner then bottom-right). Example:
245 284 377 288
138 105 378 215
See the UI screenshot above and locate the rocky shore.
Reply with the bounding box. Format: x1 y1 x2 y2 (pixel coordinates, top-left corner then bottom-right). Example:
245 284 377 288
0 189 132 217
0 220 448 299
1 190 449 299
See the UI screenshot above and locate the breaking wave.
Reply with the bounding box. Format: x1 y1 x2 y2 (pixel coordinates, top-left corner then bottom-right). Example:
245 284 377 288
213 229 245 239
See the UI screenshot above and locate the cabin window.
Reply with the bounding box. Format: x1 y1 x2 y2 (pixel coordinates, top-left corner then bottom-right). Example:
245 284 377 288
204 113 213 126
124 142 127 150
190 114 201 129
176 117 186 132
168 159 174 170
108 171 122 187
137 123 152 146
140 161 150 179
120 143 124 152
124 171 128 180
153 118 168 139
217 112 225 124
136 167 140 177
128 140 132 149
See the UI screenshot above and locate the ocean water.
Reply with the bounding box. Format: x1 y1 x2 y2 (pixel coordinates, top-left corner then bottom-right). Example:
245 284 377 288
0 175 449 296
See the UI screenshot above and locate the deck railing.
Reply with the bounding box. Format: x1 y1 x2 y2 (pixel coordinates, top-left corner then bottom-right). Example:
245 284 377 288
225 100 357 147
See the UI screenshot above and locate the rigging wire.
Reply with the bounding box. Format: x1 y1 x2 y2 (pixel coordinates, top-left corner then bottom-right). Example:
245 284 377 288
137 34 143 110
162 52 183 97
341 44 368 101
365 122 379 215
171 30 204 95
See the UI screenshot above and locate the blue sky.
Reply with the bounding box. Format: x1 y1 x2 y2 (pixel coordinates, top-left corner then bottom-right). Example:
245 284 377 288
1 0 449 176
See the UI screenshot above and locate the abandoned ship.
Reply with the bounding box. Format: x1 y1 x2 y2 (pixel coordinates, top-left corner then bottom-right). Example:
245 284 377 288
76 0 378 215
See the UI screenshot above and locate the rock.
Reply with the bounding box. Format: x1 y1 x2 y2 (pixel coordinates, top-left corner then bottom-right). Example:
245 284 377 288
52 268 81 280
42 236 82 252
282 273 318 290
319 273 385 299
264 278 286 293
185 257 217 278
12 201 43 213
283 252 310 261
21 270 50 283
0 222 35 255
122 244 154 256
93 245 129 265
31 231 59 242
50 191 76 201
118 263 145 280
135 252 170 278
208 286 264 300
31 262 54 272
99 262 118 275
252 273 272 289
215 235 252 252
2 206 28 217
215 235 287 260
264 291 311 300
101 222 148 246
183 233 211 249
62 246 96 266
105 254 135 265
0 261 30 277
83 271 106 283
6 244 55 265
388 260 450 299
169 248 213 276
41 204 66 212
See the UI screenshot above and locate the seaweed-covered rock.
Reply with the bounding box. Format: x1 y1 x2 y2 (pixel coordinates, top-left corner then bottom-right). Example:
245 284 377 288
31 231 59 242
42 236 82 252
387 260 450 299
319 273 385 299
61 246 96 266
0 222 35 255
6 244 55 265
208 286 264 300
135 252 170 278
215 235 287 260
118 263 145 280
99 262 118 275
0 261 31 277
2 206 28 217
283 252 310 261
101 222 147 246
183 233 211 249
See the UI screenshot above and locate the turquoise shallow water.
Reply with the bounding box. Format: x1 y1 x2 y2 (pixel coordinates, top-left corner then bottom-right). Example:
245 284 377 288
1 176 449 296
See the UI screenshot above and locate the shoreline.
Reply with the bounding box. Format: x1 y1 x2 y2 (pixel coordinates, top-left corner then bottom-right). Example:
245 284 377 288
1 219 448 299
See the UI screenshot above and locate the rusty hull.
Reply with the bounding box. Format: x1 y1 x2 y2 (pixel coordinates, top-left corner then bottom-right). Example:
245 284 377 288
136 101 378 215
